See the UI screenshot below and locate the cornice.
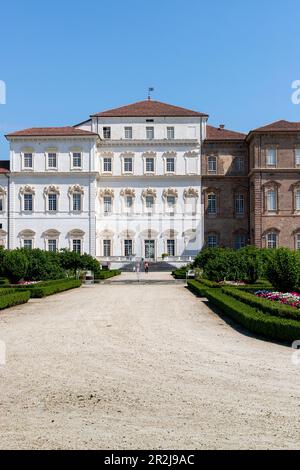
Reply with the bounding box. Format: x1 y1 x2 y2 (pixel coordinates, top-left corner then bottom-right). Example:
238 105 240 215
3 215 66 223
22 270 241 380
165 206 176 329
97 139 200 148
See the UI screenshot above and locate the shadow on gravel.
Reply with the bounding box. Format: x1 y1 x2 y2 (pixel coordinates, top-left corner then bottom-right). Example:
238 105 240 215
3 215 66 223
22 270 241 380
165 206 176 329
185 286 291 348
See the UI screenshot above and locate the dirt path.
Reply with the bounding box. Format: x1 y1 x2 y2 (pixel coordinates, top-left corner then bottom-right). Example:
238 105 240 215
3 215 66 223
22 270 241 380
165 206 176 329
0 280 299 449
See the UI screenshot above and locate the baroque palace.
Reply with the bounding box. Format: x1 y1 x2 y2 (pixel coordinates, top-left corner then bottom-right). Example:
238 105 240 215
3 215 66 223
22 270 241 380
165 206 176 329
0 98 300 268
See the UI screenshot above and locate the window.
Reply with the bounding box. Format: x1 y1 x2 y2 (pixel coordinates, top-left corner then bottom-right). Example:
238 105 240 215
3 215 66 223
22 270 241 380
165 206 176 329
24 153 33 168
296 190 300 211
103 127 111 139
0 197 3 212
235 194 244 215
235 233 246 249
73 193 81 211
104 196 112 214
208 234 218 248
167 239 175 256
146 196 154 209
48 194 57 212
267 232 277 249
124 157 133 173
72 152 82 168
103 158 112 172
235 157 244 172
267 190 277 212
166 157 175 173
103 240 111 257
48 153 57 168
23 239 33 249
207 194 217 214
48 239 57 252
208 156 217 174
167 195 175 208
24 194 33 212
267 148 276 166
297 233 300 250
167 127 175 139
124 127 132 139
296 149 300 166
124 239 133 257
146 127 154 139
126 195 133 208
146 157 154 172
72 239 81 254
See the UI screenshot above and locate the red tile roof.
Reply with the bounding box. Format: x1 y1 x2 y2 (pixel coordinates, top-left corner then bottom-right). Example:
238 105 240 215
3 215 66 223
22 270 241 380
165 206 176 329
92 99 208 117
251 120 300 132
0 160 10 173
5 126 98 138
206 125 246 141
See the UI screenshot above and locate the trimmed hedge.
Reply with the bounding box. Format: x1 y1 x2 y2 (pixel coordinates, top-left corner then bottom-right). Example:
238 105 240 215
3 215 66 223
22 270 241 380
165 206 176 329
199 278 220 288
12 278 82 298
187 280 300 342
0 291 30 310
221 286 300 321
172 267 188 279
96 270 121 280
0 288 17 296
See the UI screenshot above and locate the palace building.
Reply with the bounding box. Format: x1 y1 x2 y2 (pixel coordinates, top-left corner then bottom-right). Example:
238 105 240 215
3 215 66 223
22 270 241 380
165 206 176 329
1 99 300 267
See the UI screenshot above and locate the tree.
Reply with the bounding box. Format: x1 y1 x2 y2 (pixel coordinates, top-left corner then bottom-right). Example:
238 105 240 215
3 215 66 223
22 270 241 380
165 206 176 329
3 249 29 283
266 248 300 291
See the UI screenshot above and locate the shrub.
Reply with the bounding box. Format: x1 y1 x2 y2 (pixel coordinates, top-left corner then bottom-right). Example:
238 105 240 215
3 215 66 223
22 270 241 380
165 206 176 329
0 291 30 310
172 267 188 279
96 270 121 280
266 248 300 291
187 280 300 342
21 248 65 281
14 278 81 298
3 250 29 283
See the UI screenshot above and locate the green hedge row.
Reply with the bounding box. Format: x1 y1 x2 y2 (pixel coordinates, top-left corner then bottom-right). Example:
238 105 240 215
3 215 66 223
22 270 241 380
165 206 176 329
13 278 82 298
0 291 30 310
187 280 300 342
0 287 17 296
172 267 188 279
221 286 300 321
96 270 121 280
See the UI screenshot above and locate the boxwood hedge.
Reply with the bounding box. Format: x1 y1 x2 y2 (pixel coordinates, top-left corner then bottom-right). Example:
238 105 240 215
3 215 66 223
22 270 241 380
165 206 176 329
11 278 82 298
96 270 121 280
0 291 30 310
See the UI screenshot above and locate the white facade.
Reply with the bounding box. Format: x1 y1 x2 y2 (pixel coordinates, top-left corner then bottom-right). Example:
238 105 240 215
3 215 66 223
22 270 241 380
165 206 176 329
1 100 206 267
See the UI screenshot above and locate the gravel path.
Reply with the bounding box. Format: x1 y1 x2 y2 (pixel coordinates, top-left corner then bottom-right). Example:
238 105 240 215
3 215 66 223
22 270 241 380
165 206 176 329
0 279 299 449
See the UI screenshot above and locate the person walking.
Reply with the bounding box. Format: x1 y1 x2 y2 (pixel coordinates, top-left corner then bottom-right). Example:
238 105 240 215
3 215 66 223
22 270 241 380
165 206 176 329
144 261 149 274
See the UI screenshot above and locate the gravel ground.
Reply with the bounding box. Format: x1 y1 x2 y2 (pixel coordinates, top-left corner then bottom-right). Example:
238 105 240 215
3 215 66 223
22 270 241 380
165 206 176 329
0 278 300 449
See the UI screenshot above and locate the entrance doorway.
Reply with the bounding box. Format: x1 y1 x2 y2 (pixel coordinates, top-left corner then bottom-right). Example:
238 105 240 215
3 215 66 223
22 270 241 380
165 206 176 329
144 240 155 259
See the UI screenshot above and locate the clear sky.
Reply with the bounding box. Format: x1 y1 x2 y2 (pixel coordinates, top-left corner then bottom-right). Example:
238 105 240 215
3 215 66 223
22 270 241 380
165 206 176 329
0 0 300 158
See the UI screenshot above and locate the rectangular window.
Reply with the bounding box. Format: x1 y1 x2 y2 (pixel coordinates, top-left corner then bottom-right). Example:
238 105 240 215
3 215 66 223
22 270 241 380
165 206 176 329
267 233 277 249
167 195 175 208
72 239 81 254
146 196 154 209
296 149 300 166
267 190 277 212
267 148 276 166
235 157 244 172
297 234 300 250
104 196 112 213
207 194 216 214
48 153 57 168
235 234 246 249
103 158 112 172
48 239 57 252
103 127 111 139
126 195 133 208
24 194 33 212
0 198 3 212
146 127 154 140
48 194 57 212
208 156 217 173
124 157 133 173
166 157 175 172
23 239 33 249
124 127 132 139
208 234 217 248
167 239 175 256
72 152 82 168
73 193 81 211
235 194 244 215
103 240 111 257
24 153 33 168
146 157 154 172
124 239 133 257
167 127 175 139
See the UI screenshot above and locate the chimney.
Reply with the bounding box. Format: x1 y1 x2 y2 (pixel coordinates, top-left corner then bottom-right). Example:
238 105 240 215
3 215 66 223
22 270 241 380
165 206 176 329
219 124 225 130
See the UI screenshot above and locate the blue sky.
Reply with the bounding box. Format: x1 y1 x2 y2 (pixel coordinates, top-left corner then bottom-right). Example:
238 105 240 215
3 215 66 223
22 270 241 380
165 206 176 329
0 0 300 158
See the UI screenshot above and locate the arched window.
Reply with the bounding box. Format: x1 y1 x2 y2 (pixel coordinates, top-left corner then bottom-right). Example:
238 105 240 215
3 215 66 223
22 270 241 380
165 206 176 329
267 232 278 249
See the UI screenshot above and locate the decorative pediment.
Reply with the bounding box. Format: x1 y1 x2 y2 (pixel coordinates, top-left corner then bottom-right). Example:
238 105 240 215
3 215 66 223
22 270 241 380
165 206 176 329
18 229 36 238
100 151 114 158
163 151 177 158
290 181 300 191
19 185 35 195
98 229 114 239
44 185 60 195
0 229 7 238
67 229 85 238
184 187 199 199
68 184 84 195
43 229 60 238
142 151 156 159
120 188 135 197
120 151 134 158
99 188 114 198
184 151 198 158
141 188 157 199
161 229 178 238
0 186 6 195
119 229 135 239
262 181 281 190
140 229 159 239
162 188 178 199
183 229 197 241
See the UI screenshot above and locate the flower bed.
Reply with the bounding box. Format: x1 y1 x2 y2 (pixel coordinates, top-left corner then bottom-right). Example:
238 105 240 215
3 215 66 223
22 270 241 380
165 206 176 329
255 290 300 309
